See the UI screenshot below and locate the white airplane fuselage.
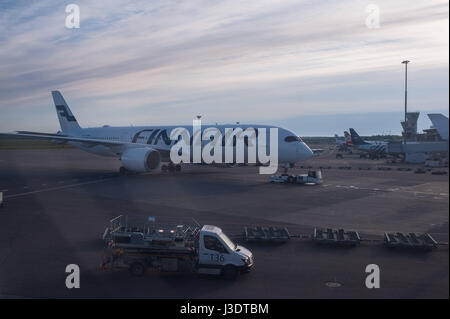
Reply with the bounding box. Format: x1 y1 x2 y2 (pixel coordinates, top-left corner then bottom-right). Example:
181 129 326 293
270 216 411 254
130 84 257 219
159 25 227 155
66 124 313 165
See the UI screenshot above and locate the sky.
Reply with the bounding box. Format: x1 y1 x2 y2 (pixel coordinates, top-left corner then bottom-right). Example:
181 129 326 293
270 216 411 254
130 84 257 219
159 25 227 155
0 0 448 136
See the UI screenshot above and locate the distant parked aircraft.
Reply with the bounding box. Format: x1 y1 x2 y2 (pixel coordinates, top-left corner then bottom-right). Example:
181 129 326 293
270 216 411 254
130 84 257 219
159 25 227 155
335 131 352 150
349 128 387 155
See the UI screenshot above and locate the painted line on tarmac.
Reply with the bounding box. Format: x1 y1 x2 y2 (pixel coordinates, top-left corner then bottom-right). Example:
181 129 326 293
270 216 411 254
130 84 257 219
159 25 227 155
4 178 116 199
332 183 448 197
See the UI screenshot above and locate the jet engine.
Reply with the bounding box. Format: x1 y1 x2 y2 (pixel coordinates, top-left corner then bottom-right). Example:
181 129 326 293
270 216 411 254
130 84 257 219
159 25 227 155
120 148 161 172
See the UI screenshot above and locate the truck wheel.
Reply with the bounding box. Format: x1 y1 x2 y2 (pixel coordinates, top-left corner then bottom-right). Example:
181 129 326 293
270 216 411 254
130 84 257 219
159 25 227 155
130 262 146 277
222 265 238 280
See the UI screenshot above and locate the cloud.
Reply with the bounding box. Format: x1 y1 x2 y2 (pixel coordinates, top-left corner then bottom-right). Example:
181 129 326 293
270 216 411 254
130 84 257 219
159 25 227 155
0 0 448 133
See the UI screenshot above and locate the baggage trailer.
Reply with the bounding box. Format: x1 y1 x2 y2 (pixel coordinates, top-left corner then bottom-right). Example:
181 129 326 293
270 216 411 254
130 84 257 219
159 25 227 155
101 215 253 279
244 226 291 243
384 232 438 251
313 228 361 246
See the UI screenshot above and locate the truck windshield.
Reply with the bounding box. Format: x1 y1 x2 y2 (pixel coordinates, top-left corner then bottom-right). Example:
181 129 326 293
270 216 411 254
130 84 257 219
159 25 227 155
219 231 236 250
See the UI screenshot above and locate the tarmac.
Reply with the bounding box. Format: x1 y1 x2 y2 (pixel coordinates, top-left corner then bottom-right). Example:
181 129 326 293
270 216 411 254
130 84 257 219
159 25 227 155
0 147 448 298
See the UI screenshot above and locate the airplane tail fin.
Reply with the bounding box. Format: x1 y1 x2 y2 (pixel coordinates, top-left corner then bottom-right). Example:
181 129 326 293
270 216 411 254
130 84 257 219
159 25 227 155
51 91 81 132
344 131 352 146
428 113 449 141
349 128 366 145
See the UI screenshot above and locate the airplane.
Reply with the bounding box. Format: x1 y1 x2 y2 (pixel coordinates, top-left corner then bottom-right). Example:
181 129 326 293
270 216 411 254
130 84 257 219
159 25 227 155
335 131 352 151
334 133 345 146
0 91 314 174
349 128 387 156
344 131 352 147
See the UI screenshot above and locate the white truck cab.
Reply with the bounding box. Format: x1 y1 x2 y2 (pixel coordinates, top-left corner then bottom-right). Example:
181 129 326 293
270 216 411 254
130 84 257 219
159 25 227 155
198 225 253 278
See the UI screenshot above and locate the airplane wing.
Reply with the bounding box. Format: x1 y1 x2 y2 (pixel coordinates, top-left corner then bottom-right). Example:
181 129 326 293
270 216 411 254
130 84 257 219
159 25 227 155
1 132 126 146
0 132 169 154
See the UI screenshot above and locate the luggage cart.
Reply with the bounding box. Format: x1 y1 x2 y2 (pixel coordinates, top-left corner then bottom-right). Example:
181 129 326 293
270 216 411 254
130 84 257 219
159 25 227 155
313 228 361 246
244 226 291 243
384 232 438 251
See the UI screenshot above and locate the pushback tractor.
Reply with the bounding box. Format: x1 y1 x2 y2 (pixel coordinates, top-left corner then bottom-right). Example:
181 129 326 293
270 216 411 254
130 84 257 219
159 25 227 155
101 215 253 279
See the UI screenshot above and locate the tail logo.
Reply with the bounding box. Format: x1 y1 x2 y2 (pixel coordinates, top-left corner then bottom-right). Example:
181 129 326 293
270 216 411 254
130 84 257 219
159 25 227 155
56 105 77 122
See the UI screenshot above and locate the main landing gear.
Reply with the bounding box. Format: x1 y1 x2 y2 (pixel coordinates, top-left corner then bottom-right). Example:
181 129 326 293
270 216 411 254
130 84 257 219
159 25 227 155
161 162 182 173
119 166 135 175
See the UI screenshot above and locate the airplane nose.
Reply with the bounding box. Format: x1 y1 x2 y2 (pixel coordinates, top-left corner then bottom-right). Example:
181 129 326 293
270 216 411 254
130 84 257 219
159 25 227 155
297 142 313 161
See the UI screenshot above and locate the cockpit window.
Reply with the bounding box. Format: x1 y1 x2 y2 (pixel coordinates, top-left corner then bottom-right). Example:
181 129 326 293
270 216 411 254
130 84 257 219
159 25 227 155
284 136 303 142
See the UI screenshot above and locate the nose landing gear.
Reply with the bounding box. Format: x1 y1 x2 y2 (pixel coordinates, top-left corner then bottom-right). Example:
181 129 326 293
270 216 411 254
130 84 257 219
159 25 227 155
281 162 294 174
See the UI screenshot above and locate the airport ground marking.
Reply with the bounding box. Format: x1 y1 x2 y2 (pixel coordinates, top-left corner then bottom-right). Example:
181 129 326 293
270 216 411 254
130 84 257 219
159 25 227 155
329 183 448 198
4 178 116 199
